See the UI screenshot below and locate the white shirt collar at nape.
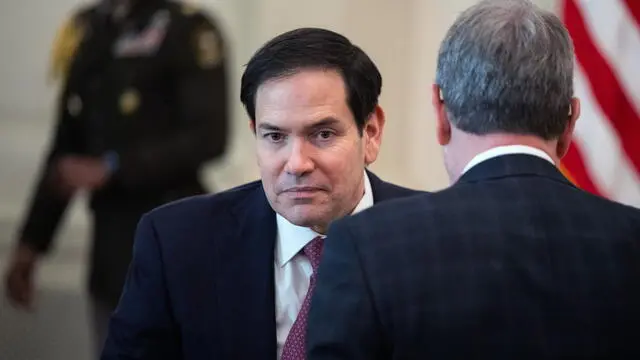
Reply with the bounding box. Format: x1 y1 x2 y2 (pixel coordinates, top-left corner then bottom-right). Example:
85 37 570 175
461 145 555 175
275 171 374 267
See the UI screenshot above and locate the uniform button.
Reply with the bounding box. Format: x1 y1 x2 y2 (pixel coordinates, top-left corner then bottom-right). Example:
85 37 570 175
119 88 141 115
67 94 82 116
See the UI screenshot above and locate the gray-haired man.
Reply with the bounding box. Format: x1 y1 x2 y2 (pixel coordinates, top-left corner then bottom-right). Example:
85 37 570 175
306 0 640 359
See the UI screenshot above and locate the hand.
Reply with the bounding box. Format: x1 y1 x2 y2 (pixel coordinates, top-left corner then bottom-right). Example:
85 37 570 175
53 156 110 192
4 244 39 311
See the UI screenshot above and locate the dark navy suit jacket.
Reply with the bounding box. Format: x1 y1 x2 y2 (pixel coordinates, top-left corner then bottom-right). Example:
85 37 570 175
307 155 640 360
101 171 421 359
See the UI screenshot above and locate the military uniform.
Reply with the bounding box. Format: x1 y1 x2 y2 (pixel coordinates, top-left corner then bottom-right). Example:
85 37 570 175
15 0 228 348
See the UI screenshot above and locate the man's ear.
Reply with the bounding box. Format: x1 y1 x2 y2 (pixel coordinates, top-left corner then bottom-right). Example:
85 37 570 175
363 105 385 165
249 120 256 134
432 84 451 146
557 97 581 158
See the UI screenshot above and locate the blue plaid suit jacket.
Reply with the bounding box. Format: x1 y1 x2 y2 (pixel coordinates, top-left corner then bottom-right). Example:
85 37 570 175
307 154 640 360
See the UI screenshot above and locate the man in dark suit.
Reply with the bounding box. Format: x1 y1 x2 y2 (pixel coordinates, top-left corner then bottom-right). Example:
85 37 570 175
101 28 421 359
4 0 228 356
307 1 640 359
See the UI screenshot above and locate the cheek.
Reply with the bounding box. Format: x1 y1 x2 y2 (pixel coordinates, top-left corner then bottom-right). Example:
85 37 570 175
257 143 280 166
319 142 365 186
257 149 282 182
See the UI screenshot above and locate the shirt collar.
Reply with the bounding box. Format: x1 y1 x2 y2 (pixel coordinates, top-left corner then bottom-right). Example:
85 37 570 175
275 171 374 267
461 145 555 175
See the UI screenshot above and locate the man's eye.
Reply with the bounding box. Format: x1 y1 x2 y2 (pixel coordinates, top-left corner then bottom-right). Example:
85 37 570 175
265 133 284 142
316 131 334 140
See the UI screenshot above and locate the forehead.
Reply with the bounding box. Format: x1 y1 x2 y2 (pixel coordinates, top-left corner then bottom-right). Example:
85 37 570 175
254 69 354 129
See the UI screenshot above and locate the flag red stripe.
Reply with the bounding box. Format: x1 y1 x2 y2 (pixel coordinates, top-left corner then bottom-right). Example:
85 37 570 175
622 0 640 28
562 143 602 196
563 0 640 174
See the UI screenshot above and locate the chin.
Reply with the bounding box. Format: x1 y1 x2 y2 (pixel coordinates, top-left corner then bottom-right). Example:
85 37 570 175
280 206 328 228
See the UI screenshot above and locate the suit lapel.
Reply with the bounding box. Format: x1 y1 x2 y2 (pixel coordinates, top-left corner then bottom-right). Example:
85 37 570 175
214 185 278 360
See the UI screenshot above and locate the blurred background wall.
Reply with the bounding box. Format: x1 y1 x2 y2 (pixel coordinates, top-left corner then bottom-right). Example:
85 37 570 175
0 0 559 358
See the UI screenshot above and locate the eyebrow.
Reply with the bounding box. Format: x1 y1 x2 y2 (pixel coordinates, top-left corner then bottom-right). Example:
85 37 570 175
309 117 341 129
257 117 342 132
257 123 282 132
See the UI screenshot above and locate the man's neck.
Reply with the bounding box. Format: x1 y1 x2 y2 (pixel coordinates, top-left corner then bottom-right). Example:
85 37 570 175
448 132 559 183
310 189 365 235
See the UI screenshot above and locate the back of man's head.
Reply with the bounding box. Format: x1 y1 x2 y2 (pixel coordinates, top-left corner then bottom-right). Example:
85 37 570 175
436 0 575 140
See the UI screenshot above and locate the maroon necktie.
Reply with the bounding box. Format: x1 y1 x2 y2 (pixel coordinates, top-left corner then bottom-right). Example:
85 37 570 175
280 235 325 360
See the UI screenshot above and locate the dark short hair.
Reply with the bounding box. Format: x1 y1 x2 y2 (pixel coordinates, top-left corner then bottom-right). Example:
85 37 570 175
435 0 574 140
240 27 382 133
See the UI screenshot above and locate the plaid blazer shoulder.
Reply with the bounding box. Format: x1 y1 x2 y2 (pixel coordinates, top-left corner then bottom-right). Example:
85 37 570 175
307 154 640 360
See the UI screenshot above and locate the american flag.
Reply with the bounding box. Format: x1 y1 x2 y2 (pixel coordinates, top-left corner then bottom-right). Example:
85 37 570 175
561 0 640 208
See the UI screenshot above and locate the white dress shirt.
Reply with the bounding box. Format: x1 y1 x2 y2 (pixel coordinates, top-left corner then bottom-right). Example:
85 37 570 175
274 171 374 358
461 145 555 175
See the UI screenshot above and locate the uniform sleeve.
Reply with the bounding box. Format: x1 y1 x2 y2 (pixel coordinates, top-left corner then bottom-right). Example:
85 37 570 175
17 13 87 254
111 10 229 191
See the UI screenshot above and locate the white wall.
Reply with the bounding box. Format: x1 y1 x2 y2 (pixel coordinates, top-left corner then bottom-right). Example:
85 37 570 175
0 0 561 235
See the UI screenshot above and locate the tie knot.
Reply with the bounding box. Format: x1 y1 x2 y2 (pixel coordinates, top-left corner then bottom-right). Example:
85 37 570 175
303 236 324 272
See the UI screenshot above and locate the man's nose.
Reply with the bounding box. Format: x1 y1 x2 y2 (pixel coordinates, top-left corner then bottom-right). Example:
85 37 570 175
284 140 315 176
